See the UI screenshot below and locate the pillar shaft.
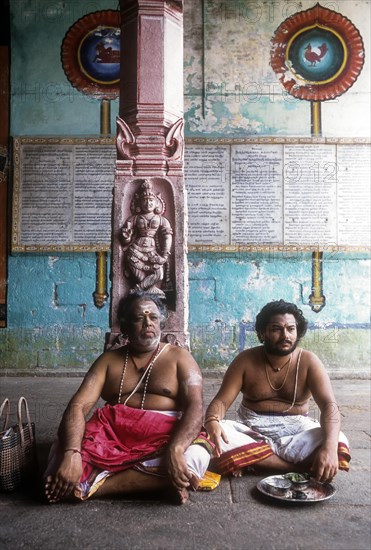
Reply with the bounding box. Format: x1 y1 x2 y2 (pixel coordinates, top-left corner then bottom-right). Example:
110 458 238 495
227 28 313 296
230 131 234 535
107 0 188 348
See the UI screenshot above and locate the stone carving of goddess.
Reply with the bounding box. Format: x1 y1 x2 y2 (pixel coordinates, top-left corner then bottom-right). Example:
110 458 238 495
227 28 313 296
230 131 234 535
121 180 173 296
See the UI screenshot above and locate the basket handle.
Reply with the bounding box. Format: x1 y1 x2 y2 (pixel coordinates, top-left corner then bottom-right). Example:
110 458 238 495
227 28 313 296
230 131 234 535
0 398 10 432
17 396 34 446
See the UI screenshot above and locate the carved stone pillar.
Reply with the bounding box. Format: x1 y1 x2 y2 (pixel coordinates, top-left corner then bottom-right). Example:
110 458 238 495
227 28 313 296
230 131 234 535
107 0 188 348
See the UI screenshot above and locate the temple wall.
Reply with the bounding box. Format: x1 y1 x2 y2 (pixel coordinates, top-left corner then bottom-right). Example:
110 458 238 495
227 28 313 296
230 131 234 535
183 0 370 375
1 0 370 375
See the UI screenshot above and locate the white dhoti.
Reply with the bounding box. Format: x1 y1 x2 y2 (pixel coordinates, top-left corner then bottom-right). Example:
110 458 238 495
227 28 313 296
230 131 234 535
214 404 351 475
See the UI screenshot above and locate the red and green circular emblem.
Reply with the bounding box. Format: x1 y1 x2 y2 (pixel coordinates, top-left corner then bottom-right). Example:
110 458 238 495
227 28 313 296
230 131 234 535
61 10 121 99
270 3 365 101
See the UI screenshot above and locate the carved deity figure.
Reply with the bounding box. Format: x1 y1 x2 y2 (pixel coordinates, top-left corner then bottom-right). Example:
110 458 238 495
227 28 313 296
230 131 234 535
121 180 173 297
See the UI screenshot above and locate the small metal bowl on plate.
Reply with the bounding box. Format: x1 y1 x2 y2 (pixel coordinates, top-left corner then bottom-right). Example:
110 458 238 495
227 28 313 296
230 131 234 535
285 472 311 489
263 476 292 497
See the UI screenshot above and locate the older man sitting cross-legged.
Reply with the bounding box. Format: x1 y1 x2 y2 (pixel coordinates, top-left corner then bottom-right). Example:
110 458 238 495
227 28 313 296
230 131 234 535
44 292 214 504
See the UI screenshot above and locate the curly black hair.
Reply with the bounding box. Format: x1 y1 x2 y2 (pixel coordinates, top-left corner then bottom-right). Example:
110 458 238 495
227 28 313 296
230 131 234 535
118 291 168 332
255 299 308 342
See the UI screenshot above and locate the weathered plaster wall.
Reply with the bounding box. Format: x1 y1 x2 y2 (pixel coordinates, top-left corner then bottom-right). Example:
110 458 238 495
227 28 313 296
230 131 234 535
2 0 119 372
1 254 108 371
184 0 370 137
10 0 119 134
184 0 371 375
1 0 370 375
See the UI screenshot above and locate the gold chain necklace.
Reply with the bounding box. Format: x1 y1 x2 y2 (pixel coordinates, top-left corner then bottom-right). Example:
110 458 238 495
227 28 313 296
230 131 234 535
264 350 291 372
265 353 292 391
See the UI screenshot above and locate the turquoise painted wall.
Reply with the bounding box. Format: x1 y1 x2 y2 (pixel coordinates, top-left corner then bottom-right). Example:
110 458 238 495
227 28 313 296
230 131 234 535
3 253 109 371
1 0 370 375
188 251 370 376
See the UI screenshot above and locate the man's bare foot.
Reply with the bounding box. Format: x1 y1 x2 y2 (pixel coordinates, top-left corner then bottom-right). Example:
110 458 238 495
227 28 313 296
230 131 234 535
189 473 199 491
174 474 199 504
232 468 243 478
177 487 190 504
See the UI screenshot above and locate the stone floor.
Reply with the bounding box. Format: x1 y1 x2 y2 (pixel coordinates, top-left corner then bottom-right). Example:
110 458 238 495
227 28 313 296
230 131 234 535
0 376 370 550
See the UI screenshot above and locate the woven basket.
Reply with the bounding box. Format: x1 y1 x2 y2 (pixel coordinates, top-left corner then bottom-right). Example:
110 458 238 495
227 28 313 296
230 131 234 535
0 397 37 492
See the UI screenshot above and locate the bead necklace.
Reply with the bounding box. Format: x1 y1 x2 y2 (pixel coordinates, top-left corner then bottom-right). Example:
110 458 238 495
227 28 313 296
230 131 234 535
118 344 162 409
265 353 292 391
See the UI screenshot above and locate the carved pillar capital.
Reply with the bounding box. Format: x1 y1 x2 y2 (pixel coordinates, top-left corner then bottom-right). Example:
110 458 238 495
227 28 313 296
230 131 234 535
119 0 183 145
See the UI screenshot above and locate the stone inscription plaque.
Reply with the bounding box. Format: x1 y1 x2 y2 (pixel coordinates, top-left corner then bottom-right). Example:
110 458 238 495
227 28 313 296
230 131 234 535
337 145 371 247
185 140 370 251
184 145 230 244
12 137 116 252
231 144 283 244
12 138 370 252
283 144 337 246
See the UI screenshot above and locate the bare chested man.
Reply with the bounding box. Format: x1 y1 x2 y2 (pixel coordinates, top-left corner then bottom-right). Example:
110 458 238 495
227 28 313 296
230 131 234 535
205 300 350 483
44 292 212 504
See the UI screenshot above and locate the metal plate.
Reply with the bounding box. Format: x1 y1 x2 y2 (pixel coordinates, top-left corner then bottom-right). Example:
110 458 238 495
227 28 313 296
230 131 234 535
257 475 336 503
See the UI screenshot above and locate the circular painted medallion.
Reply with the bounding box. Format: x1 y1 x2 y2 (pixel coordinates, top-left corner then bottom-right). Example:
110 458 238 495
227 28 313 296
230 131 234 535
271 3 364 101
61 10 120 99
287 26 346 84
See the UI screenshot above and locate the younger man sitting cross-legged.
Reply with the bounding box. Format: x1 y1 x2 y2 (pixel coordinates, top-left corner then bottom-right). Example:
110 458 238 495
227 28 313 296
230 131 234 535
44 292 214 504
205 300 350 482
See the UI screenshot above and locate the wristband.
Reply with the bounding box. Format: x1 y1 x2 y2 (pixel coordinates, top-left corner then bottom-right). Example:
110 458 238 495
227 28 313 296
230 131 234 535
204 417 220 425
64 448 82 455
